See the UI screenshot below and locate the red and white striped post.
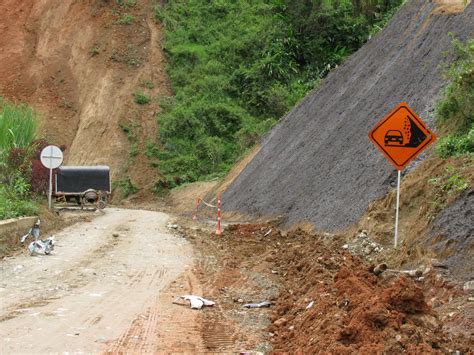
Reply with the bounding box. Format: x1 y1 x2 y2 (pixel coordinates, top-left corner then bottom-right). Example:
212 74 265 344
193 198 201 220
216 193 222 236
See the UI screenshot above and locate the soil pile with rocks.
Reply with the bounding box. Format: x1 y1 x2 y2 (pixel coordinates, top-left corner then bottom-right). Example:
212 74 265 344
222 0 474 231
181 221 473 353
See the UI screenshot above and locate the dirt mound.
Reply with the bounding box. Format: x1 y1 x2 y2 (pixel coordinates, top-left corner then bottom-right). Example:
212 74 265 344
256 227 472 353
179 220 472 353
222 0 473 231
0 0 170 192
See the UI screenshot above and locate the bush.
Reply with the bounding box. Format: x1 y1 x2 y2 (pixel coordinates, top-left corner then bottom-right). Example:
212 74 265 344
115 177 139 197
435 37 474 158
133 91 151 105
436 126 474 158
0 188 39 219
116 14 135 25
0 98 38 158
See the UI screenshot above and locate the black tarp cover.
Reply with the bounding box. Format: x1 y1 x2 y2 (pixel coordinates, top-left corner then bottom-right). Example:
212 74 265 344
56 166 111 194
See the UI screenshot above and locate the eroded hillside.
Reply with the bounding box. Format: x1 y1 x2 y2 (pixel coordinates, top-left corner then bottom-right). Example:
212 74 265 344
0 0 170 192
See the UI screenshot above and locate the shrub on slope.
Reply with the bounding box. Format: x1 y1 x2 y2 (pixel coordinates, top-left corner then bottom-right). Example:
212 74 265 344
436 37 474 158
153 0 403 186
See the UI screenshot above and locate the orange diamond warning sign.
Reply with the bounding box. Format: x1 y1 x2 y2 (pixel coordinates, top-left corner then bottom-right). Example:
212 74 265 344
369 102 436 170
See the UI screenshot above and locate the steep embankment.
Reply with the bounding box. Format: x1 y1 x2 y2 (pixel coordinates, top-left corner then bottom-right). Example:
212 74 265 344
0 0 169 191
223 0 473 231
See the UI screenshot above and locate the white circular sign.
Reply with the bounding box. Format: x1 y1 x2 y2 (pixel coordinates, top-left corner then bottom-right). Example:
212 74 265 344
40 145 64 169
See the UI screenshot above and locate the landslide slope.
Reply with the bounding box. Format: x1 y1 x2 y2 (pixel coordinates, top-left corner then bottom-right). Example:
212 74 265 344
0 0 170 190
223 0 473 231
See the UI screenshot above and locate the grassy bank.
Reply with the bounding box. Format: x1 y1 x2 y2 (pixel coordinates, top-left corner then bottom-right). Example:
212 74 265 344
151 0 404 189
0 99 40 219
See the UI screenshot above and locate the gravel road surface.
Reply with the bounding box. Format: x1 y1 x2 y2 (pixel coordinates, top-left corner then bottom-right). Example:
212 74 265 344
0 208 193 353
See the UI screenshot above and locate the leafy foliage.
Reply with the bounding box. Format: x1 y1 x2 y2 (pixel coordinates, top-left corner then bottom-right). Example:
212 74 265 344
115 177 139 197
133 91 151 105
0 99 40 219
115 13 135 25
152 0 403 186
436 37 474 158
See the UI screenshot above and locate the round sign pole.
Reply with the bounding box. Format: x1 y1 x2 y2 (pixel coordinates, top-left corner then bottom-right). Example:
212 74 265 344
394 170 401 248
40 145 64 210
48 167 53 210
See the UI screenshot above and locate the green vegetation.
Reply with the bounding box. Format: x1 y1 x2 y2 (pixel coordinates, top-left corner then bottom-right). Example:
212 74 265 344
119 121 140 170
116 13 135 25
151 0 404 187
133 91 151 105
143 81 155 90
427 163 470 221
0 99 40 219
90 47 100 57
115 177 139 197
436 37 474 158
116 0 137 7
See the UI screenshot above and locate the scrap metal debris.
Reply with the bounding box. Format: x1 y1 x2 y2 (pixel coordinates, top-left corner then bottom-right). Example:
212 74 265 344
20 219 41 245
27 237 55 255
19 219 56 256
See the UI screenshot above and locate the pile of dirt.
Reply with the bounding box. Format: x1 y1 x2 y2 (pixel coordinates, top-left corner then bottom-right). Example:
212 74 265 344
222 0 473 231
179 221 473 353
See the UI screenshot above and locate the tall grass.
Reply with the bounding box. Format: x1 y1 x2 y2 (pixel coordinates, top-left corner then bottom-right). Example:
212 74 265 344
0 98 40 220
0 98 38 159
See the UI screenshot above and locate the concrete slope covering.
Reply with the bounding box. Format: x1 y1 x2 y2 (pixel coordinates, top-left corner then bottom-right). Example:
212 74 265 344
428 189 474 280
223 0 473 231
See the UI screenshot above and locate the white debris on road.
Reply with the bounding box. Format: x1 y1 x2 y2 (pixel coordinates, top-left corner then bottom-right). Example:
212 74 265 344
178 295 215 309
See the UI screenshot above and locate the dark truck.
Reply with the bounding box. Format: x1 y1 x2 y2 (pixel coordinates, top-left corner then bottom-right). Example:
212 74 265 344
55 166 110 209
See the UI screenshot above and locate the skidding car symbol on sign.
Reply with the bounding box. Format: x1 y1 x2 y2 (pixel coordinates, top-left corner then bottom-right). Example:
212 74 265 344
369 102 436 170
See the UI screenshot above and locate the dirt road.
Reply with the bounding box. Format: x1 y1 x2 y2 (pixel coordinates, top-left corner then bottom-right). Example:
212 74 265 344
0 208 195 353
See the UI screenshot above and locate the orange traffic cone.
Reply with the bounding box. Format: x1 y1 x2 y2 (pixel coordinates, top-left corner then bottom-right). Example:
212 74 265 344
193 198 201 220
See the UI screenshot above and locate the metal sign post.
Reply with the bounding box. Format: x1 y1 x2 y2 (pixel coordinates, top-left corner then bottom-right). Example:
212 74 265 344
40 145 64 210
369 102 436 248
394 170 401 248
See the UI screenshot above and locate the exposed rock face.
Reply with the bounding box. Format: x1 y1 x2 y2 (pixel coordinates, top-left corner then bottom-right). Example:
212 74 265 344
222 0 473 231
